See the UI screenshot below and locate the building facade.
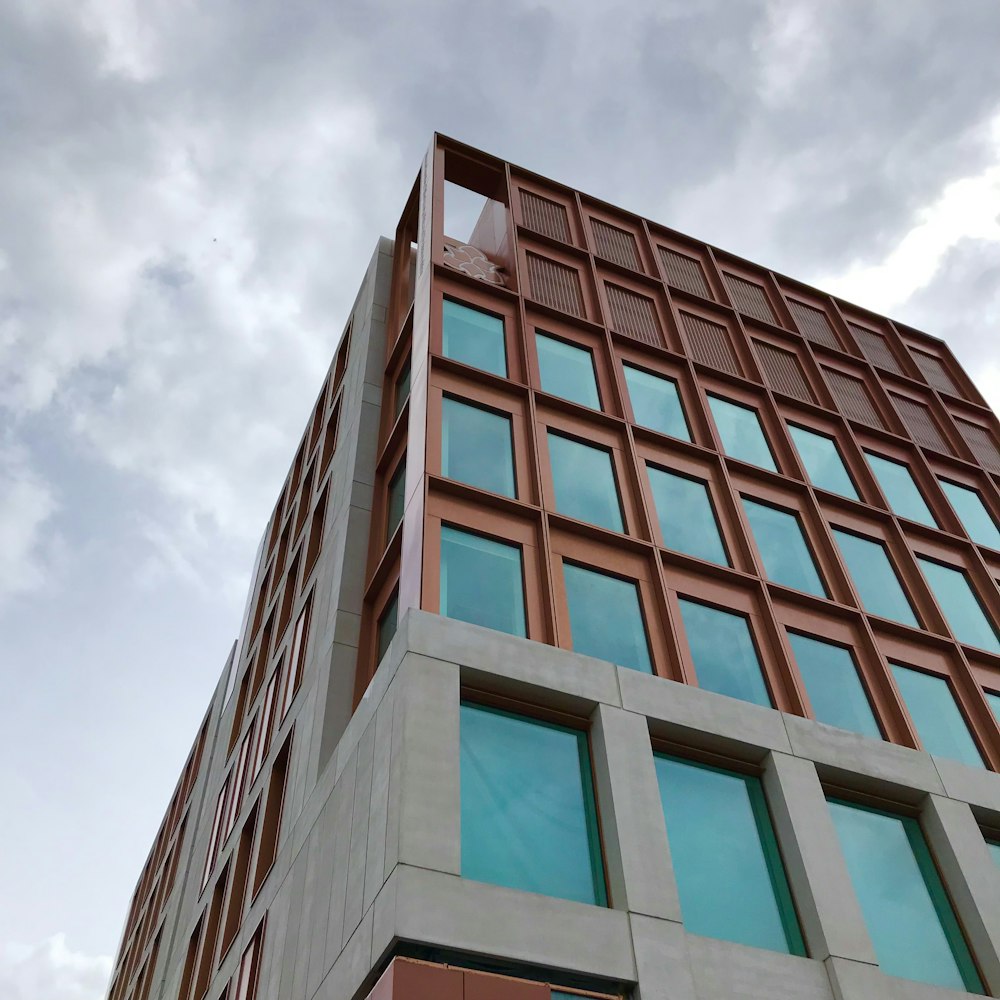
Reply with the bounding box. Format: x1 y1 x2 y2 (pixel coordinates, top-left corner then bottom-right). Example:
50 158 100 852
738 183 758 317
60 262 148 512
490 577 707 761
107 135 1000 1000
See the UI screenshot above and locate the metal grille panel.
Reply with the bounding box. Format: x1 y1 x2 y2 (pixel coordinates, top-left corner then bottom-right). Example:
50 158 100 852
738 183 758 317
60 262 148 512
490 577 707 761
520 191 571 243
851 324 904 375
724 273 776 324
912 350 961 396
789 300 840 350
824 368 885 428
592 220 641 270
606 284 662 346
659 248 712 299
955 419 1000 473
682 313 741 375
526 252 584 317
756 341 815 403
892 394 952 454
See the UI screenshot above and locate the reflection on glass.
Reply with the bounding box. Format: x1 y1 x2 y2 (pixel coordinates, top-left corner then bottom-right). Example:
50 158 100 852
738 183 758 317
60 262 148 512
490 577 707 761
986 690 1000 725
788 425 858 499
442 397 516 498
832 529 919 628
394 359 411 419
742 498 827 597
678 599 771 707
440 526 526 637
787 632 880 738
375 591 398 666
647 467 728 566
828 800 982 992
623 364 691 440
536 332 601 409
917 558 1000 654
442 299 507 376
865 452 937 527
548 433 624 532
708 395 778 471
987 841 1000 868
461 703 606 905
386 461 405 541
564 563 652 673
654 756 804 954
939 479 1000 550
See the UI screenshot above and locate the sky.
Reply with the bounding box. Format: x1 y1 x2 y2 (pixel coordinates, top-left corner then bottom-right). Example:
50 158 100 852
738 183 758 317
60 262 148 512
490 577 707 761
2 0 1000 997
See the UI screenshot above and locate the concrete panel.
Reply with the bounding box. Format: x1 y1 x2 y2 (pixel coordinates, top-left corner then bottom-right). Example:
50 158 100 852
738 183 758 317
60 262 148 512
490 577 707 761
305 793 343 1000
325 750 357 967
762 752 877 965
629 913 696 1000
931 755 1000 811
343 719 376 941
313 908 374 1000
363 684 396 912
825 955 981 1000
291 824 325 1000
278 848 310 1000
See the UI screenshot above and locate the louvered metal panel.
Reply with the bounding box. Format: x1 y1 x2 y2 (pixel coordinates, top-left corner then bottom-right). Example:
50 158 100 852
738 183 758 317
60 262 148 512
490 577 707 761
788 300 841 350
891 394 952 455
682 313 741 376
824 368 885 428
520 191 571 243
526 253 585 317
659 248 712 299
592 219 641 270
912 350 962 396
851 324 904 375
755 341 815 403
724 273 777 324
955 419 1000 473
606 284 662 346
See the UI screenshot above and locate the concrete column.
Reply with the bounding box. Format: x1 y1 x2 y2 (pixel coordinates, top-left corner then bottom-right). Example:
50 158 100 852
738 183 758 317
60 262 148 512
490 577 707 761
629 913 697 1000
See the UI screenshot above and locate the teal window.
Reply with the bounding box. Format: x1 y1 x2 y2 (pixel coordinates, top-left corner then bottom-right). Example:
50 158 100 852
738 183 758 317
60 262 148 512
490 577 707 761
564 563 652 673
393 358 410 420
654 756 804 955
865 452 937 527
536 332 601 409
548 433 624 532
832 529 919 628
986 690 1000 724
440 527 526 637
442 299 507 377
623 364 691 440
940 479 1000 550
987 840 1000 868
787 632 880 738
375 591 398 665
917 558 1000 654
386 461 405 541
890 663 983 767
647 466 728 566
788 425 858 500
442 397 516 498
678 599 771 707
460 703 606 906
742 499 827 597
707 395 778 472
828 800 982 993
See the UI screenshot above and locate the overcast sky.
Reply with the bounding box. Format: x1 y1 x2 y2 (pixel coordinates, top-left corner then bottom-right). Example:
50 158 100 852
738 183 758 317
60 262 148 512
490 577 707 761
2 1 1000 997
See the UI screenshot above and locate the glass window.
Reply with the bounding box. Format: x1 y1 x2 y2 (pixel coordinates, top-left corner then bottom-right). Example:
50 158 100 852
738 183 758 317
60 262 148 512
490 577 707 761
678 599 771 707
442 299 507 377
442 397 516 498
707 395 778 472
986 690 1000 724
864 452 937 527
536 332 601 409
393 358 411 419
623 364 691 440
787 425 858 500
917 558 1000 654
832 529 919 628
440 526 526 637
890 664 982 768
787 632 880 739
548 433 624 532
375 591 398 666
647 466 728 566
940 479 1000 550
742 499 828 598
654 756 804 955
460 703 606 906
386 461 405 541
987 840 1000 868
563 563 652 673
828 800 982 993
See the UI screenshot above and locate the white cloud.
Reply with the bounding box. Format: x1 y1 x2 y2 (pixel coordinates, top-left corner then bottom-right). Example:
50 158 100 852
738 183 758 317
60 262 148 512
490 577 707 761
0 935 111 1000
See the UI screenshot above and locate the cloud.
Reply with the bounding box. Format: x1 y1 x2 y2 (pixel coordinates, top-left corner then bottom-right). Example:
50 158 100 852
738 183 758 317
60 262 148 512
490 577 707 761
0 935 111 1000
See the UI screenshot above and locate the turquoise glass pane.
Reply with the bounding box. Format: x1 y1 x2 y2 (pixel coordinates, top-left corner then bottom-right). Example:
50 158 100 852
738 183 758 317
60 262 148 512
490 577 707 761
828 800 982 992
788 632 881 739
742 498 827 597
987 841 1000 868
788 425 858 500
548 433 624 532
623 364 691 440
890 663 983 767
394 359 410 419
707 395 778 472
865 452 937 527
918 558 1000 654
986 691 1000 724
940 479 1000 550
536 332 601 409
564 564 652 673
647 466 729 566
654 756 804 955
375 591 398 665
442 397 516 498
678 599 771 707
442 299 507 377
386 462 405 540
440 527 526 637
832 529 919 628
460 703 606 906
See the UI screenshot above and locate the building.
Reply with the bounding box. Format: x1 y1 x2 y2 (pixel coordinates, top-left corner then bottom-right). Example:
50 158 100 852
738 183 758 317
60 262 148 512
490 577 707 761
106 135 1000 1000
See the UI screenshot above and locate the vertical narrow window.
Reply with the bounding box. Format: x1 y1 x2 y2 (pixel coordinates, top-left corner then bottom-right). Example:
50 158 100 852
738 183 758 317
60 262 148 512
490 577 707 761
442 299 507 377
985 690 1000 724
223 727 254 841
202 777 231 889
192 862 229 1000
547 433 624 532
535 332 601 409
219 803 258 960
441 397 516 497
177 919 203 1000
742 499 828 597
828 800 982 992
440 526 526 637
251 735 291 898
787 425 859 500
654 756 804 955
864 452 937 527
563 563 653 673
393 357 411 420
939 480 1000 550
250 673 278 781
376 590 399 666
832 529 919 628
460 703 606 906
707 395 778 472
787 632 881 739
647 466 729 566
386 460 405 542
917 558 1000 654
678 600 772 707
987 839 1000 868
622 364 691 440
279 597 311 719
890 664 983 767
232 923 264 1000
